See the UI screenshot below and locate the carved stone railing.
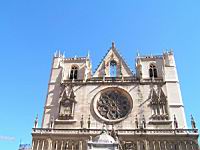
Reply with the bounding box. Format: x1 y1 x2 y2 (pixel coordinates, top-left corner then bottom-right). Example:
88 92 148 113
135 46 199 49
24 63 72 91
62 77 164 84
32 128 198 136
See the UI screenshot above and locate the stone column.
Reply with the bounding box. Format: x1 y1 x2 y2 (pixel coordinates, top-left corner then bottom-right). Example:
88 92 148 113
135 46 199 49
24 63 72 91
50 140 53 150
32 140 35 150
79 141 83 150
158 141 162 150
190 142 194 150
72 142 74 150
162 105 166 114
61 141 64 150
185 141 188 150
145 140 149 150
41 140 45 150
47 138 52 150
36 140 40 150
153 141 156 150
137 141 140 150
55 141 58 150
177 141 181 150
164 141 167 150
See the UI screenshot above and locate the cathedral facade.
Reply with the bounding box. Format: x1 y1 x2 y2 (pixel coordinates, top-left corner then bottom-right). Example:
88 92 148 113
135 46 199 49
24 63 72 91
32 43 199 150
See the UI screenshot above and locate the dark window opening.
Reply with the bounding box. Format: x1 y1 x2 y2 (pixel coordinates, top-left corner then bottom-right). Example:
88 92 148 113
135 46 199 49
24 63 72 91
149 64 158 78
70 66 78 80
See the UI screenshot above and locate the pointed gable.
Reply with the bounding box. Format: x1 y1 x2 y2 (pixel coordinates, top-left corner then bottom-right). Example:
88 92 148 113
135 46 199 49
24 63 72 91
93 42 133 77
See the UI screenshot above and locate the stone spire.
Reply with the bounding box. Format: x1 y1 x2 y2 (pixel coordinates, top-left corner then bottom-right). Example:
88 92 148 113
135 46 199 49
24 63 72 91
112 41 115 49
135 115 139 129
87 115 91 129
191 115 196 129
80 115 84 128
173 115 178 129
34 114 38 128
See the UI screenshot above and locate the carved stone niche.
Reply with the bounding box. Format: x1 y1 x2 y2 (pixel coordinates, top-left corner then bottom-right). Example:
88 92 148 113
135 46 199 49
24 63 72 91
58 85 77 120
149 88 169 121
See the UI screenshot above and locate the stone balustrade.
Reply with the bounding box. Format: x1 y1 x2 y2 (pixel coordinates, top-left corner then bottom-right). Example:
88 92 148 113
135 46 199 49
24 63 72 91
32 128 198 136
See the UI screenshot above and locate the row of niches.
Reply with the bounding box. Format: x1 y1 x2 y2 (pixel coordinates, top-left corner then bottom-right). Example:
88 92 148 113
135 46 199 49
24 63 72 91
32 139 198 150
122 140 198 150
57 85 169 124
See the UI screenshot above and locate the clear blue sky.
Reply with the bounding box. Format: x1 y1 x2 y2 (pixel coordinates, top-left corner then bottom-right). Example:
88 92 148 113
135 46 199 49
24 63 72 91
0 0 200 149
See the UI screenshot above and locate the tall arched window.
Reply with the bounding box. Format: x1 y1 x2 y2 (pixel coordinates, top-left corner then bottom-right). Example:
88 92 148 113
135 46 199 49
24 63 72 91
110 60 117 77
70 66 78 80
149 64 158 78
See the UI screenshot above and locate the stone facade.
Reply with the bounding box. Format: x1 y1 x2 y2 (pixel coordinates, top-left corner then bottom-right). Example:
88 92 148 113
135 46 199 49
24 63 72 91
32 43 199 150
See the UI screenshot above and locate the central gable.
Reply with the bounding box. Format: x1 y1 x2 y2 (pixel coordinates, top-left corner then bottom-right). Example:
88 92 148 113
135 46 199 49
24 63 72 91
93 43 133 77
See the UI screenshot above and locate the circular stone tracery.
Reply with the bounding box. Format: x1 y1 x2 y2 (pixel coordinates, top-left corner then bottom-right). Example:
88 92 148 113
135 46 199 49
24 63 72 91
96 89 131 121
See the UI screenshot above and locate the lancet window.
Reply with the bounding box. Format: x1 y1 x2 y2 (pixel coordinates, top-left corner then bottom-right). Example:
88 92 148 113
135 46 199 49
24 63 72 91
70 65 78 80
149 64 158 78
110 60 117 77
149 88 169 120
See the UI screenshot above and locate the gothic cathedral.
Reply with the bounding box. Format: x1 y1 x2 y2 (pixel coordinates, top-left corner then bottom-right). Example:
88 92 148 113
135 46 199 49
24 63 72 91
32 43 199 150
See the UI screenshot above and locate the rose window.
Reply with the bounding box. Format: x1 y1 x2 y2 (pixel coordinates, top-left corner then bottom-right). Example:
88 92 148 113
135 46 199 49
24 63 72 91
97 90 131 120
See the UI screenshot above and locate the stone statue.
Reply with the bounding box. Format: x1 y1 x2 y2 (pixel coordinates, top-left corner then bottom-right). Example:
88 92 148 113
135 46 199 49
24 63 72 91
50 116 54 129
80 115 84 128
110 125 118 140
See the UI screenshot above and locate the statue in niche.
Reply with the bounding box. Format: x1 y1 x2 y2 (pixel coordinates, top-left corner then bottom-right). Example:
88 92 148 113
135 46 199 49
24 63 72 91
149 87 169 120
59 84 76 120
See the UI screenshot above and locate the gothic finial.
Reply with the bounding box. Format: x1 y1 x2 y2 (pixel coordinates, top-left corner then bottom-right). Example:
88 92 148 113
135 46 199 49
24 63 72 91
80 115 84 128
87 51 90 59
50 116 54 129
173 115 178 129
87 115 91 129
112 42 115 49
58 50 61 57
136 49 140 57
142 115 146 129
34 114 38 128
135 115 138 129
191 115 196 129
54 50 58 57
